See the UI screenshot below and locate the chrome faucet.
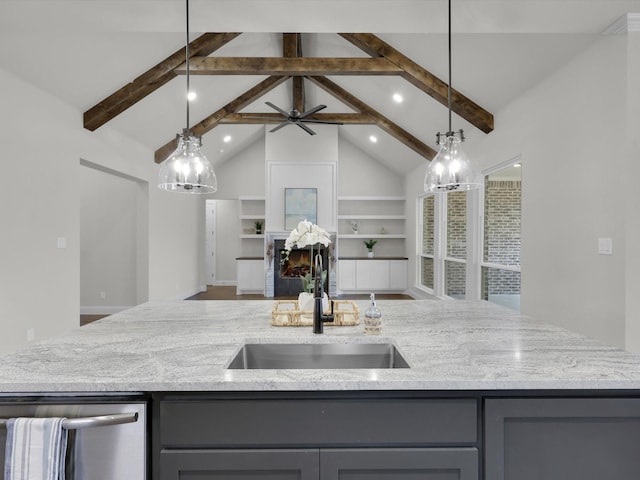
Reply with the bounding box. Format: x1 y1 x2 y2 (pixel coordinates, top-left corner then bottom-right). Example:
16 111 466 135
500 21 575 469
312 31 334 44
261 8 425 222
313 253 334 334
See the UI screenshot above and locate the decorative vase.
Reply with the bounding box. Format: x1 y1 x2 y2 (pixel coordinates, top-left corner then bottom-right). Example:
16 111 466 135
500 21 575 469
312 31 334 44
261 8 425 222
298 291 329 312
367 251 374 258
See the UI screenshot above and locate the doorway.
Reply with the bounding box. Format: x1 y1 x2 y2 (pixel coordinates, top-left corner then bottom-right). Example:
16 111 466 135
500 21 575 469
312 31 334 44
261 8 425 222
79 160 148 317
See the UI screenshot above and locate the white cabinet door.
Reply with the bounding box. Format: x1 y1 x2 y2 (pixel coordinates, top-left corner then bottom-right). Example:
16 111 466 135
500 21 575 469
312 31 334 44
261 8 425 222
237 260 264 294
338 260 356 291
389 260 408 291
356 260 390 291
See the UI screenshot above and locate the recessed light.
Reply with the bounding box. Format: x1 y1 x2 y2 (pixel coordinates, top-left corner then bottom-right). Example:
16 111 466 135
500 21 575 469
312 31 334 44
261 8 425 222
223 135 232 143
392 93 404 103
187 91 197 101
369 135 378 143
513 163 522 168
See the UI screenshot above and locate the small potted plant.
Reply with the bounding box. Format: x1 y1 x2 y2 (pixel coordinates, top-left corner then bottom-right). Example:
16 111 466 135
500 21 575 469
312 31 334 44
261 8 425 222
364 239 377 258
255 220 263 235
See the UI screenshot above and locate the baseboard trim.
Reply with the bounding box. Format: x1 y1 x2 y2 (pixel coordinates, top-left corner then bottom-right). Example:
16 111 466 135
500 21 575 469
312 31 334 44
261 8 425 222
80 306 131 315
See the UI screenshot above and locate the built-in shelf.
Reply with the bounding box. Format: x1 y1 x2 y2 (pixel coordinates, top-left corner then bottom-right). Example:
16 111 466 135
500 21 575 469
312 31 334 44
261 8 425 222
239 197 265 257
337 196 407 258
337 215 406 221
339 234 405 239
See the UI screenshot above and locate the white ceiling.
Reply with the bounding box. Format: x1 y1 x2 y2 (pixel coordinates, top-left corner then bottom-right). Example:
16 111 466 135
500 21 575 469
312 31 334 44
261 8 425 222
0 0 637 174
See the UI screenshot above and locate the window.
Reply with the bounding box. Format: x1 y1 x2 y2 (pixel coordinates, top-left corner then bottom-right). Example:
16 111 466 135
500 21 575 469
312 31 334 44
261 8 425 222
481 163 522 311
419 191 469 298
445 191 467 299
420 196 434 290
418 160 522 308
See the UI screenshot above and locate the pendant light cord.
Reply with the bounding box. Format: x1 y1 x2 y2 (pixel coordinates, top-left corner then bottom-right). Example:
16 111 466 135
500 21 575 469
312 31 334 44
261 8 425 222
185 0 190 135
447 0 452 135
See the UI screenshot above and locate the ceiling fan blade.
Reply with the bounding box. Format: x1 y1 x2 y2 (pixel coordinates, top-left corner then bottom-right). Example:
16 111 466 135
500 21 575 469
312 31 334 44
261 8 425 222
269 121 291 133
299 104 327 118
299 119 344 125
265 102 290 118
244 116 285 121
297 123 316 135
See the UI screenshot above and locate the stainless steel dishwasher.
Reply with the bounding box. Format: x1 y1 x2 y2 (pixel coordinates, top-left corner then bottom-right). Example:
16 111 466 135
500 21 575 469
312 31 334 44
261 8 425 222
0 399 147 479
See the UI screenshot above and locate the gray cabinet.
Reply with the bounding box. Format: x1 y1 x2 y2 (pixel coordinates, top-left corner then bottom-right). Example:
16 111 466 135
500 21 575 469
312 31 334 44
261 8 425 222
160 449 318 480
321 448 478 480
485 398 640 480
156 394 479 480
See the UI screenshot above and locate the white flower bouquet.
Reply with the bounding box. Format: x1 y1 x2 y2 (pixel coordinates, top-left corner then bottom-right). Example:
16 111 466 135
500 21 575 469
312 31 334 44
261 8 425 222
284 219 331 252
282 220 331 312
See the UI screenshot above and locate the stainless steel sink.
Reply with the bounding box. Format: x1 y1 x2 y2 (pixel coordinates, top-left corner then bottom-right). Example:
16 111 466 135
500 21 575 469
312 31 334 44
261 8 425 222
226 343 410 369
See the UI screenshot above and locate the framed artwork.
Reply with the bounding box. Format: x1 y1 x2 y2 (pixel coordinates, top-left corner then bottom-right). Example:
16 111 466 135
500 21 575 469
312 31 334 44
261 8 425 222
285 188 317 230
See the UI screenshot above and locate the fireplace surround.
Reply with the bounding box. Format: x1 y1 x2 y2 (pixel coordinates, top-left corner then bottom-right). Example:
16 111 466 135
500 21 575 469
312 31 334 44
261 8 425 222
273 239 329 297
265 233 337 298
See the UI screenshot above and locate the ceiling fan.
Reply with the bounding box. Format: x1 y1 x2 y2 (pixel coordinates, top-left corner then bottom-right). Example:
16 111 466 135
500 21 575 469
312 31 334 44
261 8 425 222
263 101 343 135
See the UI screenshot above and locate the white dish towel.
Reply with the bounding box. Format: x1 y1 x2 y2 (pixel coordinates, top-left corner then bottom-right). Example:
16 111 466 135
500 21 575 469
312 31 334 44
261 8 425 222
4 417 68 480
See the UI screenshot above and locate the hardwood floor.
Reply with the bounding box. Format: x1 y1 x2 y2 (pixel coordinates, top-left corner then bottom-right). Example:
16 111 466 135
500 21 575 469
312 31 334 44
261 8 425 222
186 285 414 301
80 314 110 326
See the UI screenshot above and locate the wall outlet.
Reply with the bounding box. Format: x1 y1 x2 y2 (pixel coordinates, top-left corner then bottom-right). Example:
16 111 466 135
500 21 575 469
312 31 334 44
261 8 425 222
56 237 67 249
598 238 613 255
27 328 35 342
100 291 106 299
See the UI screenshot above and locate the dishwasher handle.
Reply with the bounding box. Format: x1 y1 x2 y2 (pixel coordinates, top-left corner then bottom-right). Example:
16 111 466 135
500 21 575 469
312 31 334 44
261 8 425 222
0 412 138 430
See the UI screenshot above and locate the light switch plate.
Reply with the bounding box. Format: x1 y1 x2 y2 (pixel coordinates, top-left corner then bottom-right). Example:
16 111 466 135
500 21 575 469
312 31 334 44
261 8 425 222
57 237 67 249
598 237 613 255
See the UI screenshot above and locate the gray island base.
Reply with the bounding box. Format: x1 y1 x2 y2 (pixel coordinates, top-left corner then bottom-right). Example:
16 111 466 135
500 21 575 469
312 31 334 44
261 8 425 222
2 300 640 479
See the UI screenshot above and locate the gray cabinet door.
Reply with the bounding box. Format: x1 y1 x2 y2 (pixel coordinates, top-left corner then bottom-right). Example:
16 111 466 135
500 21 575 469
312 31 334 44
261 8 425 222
485 398 640 480
160 449 319 480
321 448 478 480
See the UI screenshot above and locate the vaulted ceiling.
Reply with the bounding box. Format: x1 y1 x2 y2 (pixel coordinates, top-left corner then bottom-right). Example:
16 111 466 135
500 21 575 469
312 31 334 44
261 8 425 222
0 1 637 175
83 32 494 164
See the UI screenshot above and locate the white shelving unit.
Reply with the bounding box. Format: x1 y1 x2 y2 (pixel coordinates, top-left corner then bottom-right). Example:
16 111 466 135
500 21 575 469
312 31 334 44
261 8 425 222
236 196 266 295
337 196 406 257
238 196 265 237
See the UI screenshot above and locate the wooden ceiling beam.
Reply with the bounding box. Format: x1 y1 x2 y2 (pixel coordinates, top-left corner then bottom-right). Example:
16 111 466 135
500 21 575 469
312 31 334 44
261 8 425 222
283 33 306 113
84 32 241 131
174 57 403 76
307 76 437 160
339 32 494 134
220 112 376 125
154 76 289 163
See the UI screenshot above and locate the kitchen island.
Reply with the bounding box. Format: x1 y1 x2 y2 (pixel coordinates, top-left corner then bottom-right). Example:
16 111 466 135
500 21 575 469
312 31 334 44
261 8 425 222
2 299 640 479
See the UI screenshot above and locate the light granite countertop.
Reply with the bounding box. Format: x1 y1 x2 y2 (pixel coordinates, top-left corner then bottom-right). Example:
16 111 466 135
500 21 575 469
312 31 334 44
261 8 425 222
2 299 640 394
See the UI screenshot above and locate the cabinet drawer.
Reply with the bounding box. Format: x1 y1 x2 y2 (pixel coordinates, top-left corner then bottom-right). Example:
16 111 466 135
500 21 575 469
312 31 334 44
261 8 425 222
321 448 478 480
160 397 477 447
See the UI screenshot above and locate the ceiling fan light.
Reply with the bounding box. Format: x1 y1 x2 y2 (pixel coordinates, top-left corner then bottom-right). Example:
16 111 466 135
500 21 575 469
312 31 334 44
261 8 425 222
424 131 482 193
158 133 217 193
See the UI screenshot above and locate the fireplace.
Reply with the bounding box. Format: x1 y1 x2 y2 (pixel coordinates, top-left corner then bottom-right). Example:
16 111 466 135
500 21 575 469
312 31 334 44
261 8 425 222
274 239 329 297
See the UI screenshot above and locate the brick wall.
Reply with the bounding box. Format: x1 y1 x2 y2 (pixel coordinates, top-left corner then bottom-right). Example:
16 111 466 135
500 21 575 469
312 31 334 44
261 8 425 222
482 180 521 296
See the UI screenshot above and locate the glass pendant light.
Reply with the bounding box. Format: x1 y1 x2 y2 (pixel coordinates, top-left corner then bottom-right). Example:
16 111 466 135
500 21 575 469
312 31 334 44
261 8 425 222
158 0 217 193
424 0 481 193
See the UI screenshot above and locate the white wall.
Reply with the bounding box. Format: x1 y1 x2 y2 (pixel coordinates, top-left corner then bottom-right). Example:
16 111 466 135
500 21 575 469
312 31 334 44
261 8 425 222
625 31 640 352
212 138 266 199
0 66 204 354
338 140 404 197
406 34 633 349
266 125 339 232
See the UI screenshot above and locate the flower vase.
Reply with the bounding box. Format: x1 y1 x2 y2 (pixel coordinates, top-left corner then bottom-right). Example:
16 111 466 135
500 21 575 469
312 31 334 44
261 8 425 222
298 291 329 312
